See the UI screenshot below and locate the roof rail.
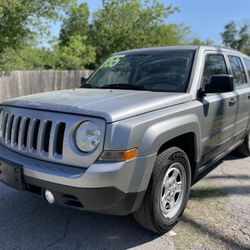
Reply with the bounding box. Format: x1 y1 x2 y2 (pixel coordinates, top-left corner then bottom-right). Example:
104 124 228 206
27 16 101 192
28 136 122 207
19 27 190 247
215 45 239 52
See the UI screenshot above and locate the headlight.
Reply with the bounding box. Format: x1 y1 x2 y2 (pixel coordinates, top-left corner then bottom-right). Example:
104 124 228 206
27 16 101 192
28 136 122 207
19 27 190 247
75 121 101 152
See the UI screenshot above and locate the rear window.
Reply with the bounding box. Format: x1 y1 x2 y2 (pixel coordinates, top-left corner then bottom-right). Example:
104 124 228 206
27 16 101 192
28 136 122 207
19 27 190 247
228 56 247 86
244 58 250 80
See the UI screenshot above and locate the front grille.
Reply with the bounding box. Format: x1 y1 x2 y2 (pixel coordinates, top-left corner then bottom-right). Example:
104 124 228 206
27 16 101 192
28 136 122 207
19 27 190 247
0 106 105 168
56 123 66 155
1 112 65 158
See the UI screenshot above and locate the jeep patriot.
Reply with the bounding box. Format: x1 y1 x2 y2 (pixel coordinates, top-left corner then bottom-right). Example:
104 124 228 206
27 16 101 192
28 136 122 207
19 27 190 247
0 46 250 233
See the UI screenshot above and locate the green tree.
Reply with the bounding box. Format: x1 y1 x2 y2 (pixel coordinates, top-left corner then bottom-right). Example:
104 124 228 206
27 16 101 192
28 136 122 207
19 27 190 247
0 0 75 53
54 2 96 69
59 2 90 46
0 47 56 71
55 35 96 69
191 38 214 46
90 0 188 65
221 21 250 55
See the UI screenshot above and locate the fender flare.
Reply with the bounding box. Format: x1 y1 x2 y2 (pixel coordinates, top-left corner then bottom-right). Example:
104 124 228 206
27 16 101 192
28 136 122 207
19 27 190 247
139 114 202 163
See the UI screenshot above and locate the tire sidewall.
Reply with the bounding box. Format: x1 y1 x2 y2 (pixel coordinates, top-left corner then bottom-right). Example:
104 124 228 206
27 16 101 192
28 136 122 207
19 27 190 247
247 130 250 152
152 148 191 232
240 129 250 156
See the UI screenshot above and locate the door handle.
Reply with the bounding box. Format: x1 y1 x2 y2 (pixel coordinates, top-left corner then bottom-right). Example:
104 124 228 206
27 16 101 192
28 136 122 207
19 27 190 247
229 98 237 106
248 94 250 100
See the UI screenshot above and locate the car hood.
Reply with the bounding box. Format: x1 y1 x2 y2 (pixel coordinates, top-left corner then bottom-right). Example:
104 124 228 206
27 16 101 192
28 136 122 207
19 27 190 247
2 89 192 123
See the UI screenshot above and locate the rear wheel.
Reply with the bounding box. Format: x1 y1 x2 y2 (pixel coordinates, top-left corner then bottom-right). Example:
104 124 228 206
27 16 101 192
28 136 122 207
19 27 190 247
133 147 191 233
237 130 250 157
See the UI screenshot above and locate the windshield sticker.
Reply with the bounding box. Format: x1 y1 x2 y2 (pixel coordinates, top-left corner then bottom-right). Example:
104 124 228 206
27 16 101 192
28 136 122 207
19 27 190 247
101 55 125 68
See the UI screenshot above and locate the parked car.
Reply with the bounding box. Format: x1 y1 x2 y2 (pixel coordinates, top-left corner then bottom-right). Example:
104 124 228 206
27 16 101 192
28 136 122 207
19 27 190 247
0 46 250 233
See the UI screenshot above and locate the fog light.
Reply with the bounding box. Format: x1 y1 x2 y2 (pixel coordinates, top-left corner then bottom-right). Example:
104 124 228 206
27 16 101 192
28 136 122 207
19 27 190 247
44 189 55 204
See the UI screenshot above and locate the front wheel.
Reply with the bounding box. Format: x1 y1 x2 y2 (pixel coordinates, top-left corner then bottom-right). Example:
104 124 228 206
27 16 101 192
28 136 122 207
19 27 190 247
133 147 191 233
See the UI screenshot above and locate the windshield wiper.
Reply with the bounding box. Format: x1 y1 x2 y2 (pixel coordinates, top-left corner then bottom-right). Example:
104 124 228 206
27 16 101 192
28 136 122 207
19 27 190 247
80 83 94 88
100 83 149 91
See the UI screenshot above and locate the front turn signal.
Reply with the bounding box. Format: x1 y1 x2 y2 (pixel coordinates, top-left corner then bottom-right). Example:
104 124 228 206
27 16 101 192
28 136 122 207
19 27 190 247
99 148 138 162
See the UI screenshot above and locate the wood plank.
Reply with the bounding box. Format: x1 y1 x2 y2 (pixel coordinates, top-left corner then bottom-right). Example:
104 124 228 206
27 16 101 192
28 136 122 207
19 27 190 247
0 70 93 103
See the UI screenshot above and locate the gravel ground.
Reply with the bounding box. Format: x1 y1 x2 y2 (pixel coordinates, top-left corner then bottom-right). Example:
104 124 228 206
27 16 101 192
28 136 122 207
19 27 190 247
0 153 249 250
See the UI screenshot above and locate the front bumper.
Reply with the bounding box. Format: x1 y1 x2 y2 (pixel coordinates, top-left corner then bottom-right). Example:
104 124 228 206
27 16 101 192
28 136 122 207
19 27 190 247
0 144 156 215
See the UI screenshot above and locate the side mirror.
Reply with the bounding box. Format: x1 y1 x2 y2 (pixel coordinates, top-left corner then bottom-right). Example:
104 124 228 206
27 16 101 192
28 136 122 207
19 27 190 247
80 76 87 87
205 75 234 93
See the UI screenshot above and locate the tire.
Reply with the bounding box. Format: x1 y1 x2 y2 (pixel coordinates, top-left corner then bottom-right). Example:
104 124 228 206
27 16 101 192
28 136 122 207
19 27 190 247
237 130 250 157
133 147 191 234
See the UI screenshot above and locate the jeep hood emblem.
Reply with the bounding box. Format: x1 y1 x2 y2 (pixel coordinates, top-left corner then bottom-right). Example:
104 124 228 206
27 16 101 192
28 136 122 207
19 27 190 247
27 102 41 108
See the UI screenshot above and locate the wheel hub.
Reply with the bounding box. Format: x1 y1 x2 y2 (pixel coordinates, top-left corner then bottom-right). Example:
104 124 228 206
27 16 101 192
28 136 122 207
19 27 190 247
160 162 186 219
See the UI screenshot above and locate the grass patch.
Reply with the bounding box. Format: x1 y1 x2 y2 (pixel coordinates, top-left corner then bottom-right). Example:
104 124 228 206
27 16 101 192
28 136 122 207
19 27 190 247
173 182 229 250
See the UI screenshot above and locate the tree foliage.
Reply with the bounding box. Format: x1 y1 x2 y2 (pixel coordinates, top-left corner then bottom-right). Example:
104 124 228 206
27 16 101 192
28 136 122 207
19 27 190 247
90 0 184 64
59 2 90 46
191 38 214 46
221 21 250 55
54 2 96 69
0 47 55 71
0 0 215 71
55 35 96 69
0 0 76 53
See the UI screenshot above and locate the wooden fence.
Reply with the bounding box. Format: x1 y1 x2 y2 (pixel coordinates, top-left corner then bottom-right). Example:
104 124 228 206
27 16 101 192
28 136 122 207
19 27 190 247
0 70 93 103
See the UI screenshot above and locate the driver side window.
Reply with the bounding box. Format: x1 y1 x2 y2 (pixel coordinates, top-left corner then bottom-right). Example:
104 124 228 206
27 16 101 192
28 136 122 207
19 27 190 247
202 54 228 87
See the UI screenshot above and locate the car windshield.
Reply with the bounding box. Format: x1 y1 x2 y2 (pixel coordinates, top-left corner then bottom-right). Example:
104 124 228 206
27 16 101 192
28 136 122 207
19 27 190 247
85 50 195 92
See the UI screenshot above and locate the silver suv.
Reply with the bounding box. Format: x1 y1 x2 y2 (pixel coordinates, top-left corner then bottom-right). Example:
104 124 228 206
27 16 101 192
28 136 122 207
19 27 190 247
0 46 250 233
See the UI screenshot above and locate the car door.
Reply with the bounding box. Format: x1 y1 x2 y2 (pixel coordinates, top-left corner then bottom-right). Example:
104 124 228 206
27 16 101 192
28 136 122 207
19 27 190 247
227 55 250 143
200 52 238 163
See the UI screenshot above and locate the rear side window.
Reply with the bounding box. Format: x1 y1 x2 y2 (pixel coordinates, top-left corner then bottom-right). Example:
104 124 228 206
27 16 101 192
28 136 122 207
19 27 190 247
244 58 250 80
202 54 228 86
228 56 247 86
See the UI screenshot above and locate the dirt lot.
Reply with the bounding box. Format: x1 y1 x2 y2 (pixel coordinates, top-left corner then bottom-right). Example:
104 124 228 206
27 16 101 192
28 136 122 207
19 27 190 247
0 153 249 250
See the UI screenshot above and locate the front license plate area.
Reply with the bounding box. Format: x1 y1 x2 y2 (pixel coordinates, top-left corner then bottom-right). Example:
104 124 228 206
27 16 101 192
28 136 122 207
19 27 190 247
0 160 25 190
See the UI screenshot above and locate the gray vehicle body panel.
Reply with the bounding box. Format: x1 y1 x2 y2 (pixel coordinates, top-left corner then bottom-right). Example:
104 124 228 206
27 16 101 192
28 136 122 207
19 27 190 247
0 144 156 193
3 89 192 123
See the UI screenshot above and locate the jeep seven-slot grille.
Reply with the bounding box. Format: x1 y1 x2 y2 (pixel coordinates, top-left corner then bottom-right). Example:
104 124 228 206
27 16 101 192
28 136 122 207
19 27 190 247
1 112 66 158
